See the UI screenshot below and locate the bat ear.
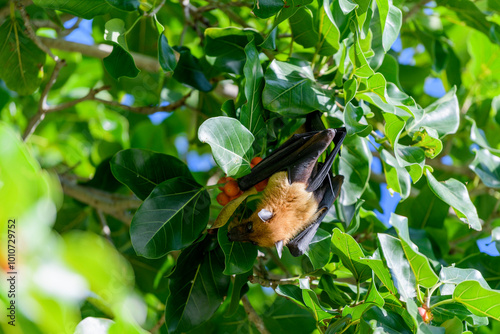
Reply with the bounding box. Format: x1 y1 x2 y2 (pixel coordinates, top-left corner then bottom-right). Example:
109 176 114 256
275 239 284 258
258 209 273 222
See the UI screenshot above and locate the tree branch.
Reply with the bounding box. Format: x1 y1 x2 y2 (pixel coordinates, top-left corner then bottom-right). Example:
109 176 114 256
241 295 270 334
39 37 160 72
248 274 298 288
59 174 141 225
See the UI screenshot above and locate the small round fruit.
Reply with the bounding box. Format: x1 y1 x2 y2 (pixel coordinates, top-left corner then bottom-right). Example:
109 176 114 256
229 190 243 201
224 179 240 197
251 157 263 165
255 178 268 192
216 192 230 206
217 176 227 191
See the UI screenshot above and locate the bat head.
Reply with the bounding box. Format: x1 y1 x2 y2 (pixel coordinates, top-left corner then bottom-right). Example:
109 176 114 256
227 208 281 247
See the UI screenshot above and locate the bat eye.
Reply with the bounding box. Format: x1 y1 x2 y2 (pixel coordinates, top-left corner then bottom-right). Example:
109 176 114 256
246 222 253 232
258 209 273 222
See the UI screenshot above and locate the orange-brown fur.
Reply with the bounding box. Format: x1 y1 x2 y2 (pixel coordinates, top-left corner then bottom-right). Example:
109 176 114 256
230 171 321 247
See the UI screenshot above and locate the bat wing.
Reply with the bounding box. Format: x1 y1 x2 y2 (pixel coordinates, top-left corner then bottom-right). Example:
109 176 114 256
287 174 344 257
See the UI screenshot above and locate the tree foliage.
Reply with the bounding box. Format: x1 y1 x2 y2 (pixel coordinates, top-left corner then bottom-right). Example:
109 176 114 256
1 0 500 333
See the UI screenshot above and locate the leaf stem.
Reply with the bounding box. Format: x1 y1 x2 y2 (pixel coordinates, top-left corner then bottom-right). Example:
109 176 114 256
429 298 454 310
355 280 361 304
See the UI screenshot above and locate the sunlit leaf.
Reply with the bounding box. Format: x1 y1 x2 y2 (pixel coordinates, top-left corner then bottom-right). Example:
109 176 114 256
218 224 257 275
198 117 254 177
454 280 500 321
331 229 372 282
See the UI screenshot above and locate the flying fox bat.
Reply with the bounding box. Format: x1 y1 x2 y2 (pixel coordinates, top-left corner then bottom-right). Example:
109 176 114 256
227 112 346 257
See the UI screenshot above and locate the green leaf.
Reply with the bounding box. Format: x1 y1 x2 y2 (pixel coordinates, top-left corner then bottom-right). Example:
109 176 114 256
318 3 340 55
338 0 358 14
273 0 314 27
305 228 332 269
362 307 413 334
360 253 398 295
252 0 283 18
348 36 375 78
467 116 500 154
289 7 319 48
130 177 210 258
225 271 251 318
302 289 335 321
32 0 113 19
0 19 46 95
166 238 231 333
412 127 443 159
343 78 357 103
103 43 140 80
263 297 316 333
331 229 372 282
319 275 350 307
339 135 372 205
390 214 439 288
218 224 257 275
395 131 426 183
380 149 411 200
425 170 481 231
407 87 459 138
110 149 194 200
240 39 265 137
276 285 306 307
105 0 140 11
344 102 372 136
454 280 500 321
158 33 177 73
437 0 493 40
378 233 417 301
342 282 384 320
375 0 402 52
104 18 127 47
198 117 254 178
262 60 334 116
173 48 213 92
205 27 262 75
469 149 500 188
439 267 490 295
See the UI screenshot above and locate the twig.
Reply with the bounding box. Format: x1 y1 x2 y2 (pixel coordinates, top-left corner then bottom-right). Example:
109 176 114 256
241 295 271 334
148 0 166 17
15 0 58 60
248 274 298 288
97 210 113 243
59 174 141 225
402 0 428 24
44 86 111 113
39 37 160 72
149 314 165 333
23 59 67 140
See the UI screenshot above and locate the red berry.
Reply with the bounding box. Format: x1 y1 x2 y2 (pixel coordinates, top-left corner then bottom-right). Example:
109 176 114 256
251 157 263 165
224 180 240 197
217 176 227 191
216 192 230 206
255 179 268 192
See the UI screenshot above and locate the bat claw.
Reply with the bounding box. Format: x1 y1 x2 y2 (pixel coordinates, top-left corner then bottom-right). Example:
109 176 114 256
275 240 284 258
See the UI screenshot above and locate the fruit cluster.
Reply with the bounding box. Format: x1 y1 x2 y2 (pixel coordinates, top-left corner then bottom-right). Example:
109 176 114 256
216 157 268 206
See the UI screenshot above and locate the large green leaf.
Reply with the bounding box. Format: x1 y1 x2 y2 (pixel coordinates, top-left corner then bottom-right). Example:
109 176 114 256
439 267 490 295
252 0 283 18
289 7 319 48
305 228 332 269
348 36 375 78
302 289 336 321
454 280 500 321
218 224 257 275
205 27 262 75
32 0 113 19
165 238 231 333
469 149 500 188
467 116 500 154
395 128 426 183
344 102 372 137
0 19 46 95
198 117 254 177
331 229 372 282
105 0 140 11
318 3 340 55
390 214 439 288
375 0 402 52
406 87 459 138
240 39 265 137
110 149 194 200
378 234 417 301
342 282 384 320
380 149 411 200
158 34 177 73
103 43 140 80
426 170 481 231
359 253 398 295
173 48 213 92
262 60 334 116
339 135 372 206
130 177 210 258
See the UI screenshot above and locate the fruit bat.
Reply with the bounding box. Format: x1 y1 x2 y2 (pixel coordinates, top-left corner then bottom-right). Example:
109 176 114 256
226 112 346 257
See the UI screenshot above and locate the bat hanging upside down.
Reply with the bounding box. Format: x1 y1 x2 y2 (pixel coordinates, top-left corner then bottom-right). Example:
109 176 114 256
223 112 347 258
